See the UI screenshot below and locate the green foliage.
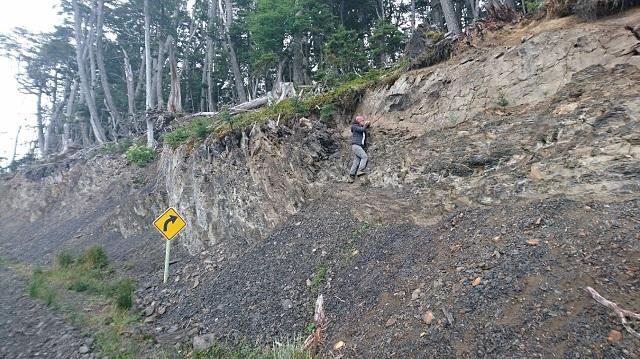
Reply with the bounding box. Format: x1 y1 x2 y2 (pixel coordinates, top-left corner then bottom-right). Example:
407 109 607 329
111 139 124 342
325 27 368 75
29 267 56 306
125 144 155 167
112 279 135 310
163 127 191 148
100 139 133 155
497 92 509 107
352 222 370 238
525 0 544 12
370 20 406 66
162 117 218 148
310 264 328 291
292 96 309 117
305 323 316 335
192 117 214 141
56 249 75 268
319 103 336 121
80 246 109 270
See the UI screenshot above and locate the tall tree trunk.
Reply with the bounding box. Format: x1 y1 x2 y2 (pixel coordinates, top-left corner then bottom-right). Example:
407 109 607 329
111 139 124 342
206 0 217 112
467 0 481 21
36 87 45 157
135 49 145 102
10 125 22 165
80 120 91 146
292 35 305 86
96 0 122 129
73 0 106 144
144 0 154 147
223 0 247 104
411 0 416 30
200 60 207 112
431 4 445 29
441 0 461 34
62 80 78 153
85 0 98 88
45 79 70 155
155 37 166 110
122 48 136 118
167 36 182 114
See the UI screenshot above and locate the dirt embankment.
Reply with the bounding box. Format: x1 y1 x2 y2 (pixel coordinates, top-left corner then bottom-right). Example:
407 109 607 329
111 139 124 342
0 9 639 359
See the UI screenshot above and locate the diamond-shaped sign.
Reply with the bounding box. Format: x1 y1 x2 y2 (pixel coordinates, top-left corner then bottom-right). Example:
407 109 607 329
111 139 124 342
153 207 187 241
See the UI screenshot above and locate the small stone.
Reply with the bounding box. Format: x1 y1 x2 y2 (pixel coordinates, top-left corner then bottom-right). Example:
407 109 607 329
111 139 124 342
168 325 179 334
333 341 345 350
79 345 90 354
472 277 482 287
423 311 434 325
156 306 166 315
607 330 622 343
411 288 422 300
144 304 156 317
526 239 540 246
530 165 544 181
386 318 397 327
281 299 293 310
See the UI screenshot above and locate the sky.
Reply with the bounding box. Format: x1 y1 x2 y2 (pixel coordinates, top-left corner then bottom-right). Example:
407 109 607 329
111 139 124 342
0 0 60 166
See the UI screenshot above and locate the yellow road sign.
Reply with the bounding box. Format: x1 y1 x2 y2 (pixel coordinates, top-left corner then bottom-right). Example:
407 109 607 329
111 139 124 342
153 207 187 241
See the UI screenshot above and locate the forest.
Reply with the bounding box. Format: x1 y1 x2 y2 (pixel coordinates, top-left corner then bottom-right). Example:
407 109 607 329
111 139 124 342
0 0 535 165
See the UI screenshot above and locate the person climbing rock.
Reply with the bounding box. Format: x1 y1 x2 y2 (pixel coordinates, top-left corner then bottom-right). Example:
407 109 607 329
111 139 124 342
348 115 370 183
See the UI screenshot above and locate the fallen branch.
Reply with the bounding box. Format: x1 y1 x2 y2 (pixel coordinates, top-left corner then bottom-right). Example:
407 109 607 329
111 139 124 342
585 286 640 339
304 294 327 349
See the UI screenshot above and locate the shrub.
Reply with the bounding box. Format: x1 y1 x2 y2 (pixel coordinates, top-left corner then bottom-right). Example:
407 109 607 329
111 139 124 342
29 268 56 306
56 250 75 268
80 246 109 270
192 117 214 141
68 280 90 292
310 264 328 291
101 139 133 155
112 279 135 310
292 96 309 117
497 92 509 107
320 103 336 121
125 144 155 167
163 127 190 148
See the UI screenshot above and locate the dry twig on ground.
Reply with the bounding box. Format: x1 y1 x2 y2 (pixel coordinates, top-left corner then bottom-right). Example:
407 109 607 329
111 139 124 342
585 286 640 339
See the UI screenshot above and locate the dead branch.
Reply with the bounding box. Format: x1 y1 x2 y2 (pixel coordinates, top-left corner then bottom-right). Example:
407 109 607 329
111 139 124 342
585 286 640 339
304 294 327 349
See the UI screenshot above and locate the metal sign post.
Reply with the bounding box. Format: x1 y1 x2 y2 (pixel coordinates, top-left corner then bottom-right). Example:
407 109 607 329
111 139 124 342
153 207 187 284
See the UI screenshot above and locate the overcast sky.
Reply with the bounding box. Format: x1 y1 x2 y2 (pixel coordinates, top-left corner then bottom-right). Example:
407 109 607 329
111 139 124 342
0 0 60 166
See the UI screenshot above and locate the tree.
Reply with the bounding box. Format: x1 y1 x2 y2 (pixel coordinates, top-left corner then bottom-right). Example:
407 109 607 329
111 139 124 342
223 0 248 103
371 20 405 67
441 0 461 34
144 0 154 147
73 0 107 144
95 0 122 132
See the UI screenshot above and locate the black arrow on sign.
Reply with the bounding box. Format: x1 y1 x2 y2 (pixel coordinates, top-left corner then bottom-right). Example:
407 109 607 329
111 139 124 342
163 215 178 231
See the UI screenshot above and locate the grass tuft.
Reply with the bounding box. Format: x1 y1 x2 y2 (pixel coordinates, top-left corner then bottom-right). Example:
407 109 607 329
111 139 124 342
310 264 328 292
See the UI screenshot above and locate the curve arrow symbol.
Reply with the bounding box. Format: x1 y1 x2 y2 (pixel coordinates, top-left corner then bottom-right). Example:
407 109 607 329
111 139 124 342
163 215 178 232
